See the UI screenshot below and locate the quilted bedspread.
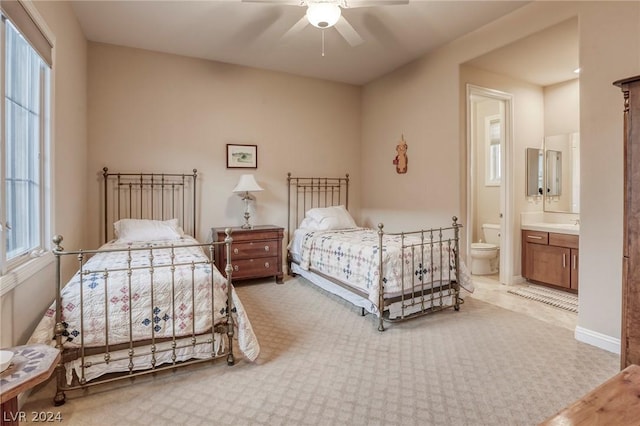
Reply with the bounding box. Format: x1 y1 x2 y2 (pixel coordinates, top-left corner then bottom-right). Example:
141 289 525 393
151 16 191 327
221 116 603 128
298 228 473 307
29 237 259 361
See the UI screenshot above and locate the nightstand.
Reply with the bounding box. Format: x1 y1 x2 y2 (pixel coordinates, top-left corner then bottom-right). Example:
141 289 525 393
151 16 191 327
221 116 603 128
211 225 284 284
1 344 60 425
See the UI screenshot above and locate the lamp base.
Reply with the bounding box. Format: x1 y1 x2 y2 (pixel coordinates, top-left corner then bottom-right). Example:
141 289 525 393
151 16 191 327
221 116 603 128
241 207 252 229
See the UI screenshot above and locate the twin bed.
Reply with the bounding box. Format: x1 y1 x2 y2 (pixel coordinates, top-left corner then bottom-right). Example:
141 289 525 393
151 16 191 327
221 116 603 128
287 173 473 332
30 169 469 405
29 169 259 405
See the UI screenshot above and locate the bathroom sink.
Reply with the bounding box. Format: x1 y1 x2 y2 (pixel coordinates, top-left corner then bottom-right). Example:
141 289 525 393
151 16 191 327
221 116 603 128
521 222 579 235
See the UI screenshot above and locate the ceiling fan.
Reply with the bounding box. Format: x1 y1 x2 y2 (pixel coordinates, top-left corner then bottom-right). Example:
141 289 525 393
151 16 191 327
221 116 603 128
241 0 409 48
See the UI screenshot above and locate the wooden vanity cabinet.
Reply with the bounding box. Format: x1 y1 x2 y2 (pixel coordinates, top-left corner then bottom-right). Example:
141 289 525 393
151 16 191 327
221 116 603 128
522 230 579 291
570 248 579 290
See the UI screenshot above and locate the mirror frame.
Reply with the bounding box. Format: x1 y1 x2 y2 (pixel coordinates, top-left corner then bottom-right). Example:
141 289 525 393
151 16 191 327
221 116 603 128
526 148 543 197
545 149 562 197
542 132 579 214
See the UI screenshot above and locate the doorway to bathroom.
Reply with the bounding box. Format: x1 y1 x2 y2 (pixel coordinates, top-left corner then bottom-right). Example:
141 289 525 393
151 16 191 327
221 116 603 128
462 17 579 288
466 85 513 285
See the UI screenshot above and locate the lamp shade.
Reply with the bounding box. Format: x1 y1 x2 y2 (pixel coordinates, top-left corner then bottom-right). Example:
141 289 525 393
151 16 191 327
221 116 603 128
233 174 264 193
306 3 341 29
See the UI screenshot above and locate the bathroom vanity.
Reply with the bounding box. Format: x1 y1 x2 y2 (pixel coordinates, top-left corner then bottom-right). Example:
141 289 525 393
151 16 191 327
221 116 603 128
521 224 579 291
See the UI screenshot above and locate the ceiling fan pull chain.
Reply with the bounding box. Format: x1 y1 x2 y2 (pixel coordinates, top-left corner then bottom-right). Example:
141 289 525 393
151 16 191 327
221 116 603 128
322 29 325 57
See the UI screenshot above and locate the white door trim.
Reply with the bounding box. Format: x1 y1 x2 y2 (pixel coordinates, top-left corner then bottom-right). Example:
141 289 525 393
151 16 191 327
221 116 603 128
466 84 514 285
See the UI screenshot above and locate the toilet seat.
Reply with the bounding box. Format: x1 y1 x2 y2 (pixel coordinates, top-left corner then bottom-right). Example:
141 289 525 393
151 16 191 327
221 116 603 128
471 242 497 251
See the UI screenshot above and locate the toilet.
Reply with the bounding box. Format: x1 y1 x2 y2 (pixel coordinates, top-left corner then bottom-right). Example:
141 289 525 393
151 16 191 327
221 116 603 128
470 224 500 275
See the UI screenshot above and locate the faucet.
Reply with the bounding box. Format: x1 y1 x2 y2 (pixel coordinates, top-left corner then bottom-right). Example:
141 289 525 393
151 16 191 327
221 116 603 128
573 218 580 225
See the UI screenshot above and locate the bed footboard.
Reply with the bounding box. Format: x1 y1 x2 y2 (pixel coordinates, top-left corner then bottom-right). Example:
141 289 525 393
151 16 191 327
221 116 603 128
288 217 465 331
50 231 235 406
375 217 463 331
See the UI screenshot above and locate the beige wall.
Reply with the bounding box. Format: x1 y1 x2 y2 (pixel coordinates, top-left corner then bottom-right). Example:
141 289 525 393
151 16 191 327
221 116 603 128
0 0 88 347
361 53 463 232
579 1 638 342
362 1 640 350
545 79 580 136
544 79 580 213
86 43 362 247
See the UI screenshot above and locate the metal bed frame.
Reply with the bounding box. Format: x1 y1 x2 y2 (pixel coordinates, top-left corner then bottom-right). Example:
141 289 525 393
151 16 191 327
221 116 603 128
51 168 235 405
287 173 463 331
102 167 198 242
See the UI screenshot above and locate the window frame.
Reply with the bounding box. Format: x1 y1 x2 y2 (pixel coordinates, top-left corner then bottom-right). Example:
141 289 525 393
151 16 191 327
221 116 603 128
484 114 502 187
0 0 53 293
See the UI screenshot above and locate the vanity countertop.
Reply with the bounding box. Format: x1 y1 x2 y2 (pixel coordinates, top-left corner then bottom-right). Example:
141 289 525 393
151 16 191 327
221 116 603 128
521 222 580 235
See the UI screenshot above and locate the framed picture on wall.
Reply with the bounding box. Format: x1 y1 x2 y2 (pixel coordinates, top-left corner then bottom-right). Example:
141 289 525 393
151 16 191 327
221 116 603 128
227 144 258 169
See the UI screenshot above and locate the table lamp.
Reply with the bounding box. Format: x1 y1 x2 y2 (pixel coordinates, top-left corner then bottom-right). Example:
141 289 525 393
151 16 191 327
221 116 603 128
232 174 264 229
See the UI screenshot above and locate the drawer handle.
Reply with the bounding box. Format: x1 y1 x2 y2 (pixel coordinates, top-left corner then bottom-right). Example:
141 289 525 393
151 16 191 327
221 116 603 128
572 254 577 270
562 253 566 268
264 245 269 252
264 261 270 268
234 248 239 254
527 235 543 240
234 265 239 271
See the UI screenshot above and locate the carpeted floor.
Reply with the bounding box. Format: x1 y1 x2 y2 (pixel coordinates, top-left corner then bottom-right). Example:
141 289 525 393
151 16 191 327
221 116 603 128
22 276 618 425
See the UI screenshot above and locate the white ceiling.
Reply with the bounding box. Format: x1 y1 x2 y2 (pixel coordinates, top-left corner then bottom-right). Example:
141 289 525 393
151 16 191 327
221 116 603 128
70 0 533 85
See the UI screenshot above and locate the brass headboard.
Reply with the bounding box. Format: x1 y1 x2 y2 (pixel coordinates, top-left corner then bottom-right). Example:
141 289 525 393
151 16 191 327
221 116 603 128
286 172 349 246
102 167 198 243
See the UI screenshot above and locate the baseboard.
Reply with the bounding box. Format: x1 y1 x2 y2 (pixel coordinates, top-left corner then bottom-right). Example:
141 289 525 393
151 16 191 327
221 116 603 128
510 275 525 285
498 275 525 285
575 326 620 354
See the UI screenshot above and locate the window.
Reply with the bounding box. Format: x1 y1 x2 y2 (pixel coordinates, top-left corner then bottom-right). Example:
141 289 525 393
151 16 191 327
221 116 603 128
485 115 502 186
1 2 51 277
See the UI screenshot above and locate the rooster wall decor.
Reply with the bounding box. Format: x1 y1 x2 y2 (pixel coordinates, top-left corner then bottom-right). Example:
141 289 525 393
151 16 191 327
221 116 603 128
393 134 408 174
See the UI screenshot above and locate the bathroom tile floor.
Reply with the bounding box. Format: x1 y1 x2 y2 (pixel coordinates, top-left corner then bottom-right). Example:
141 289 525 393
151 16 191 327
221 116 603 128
465 274 578 331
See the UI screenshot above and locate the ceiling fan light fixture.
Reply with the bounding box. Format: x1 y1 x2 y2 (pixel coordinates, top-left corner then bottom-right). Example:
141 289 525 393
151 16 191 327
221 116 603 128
306 3 341 29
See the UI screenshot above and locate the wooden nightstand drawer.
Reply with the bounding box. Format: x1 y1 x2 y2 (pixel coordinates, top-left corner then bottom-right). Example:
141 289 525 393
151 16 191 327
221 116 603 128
231 241 278 259
230 256 279 279
211 225 284 284
230 229 281 243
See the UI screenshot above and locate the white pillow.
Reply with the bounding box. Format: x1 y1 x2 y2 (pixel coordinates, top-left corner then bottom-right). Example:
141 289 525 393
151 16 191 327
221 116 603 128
304 205 357 231
114 218 183 242
299 217 319 230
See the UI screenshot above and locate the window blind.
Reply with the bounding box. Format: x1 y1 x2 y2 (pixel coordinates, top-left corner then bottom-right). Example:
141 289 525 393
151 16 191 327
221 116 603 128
1 0 52 66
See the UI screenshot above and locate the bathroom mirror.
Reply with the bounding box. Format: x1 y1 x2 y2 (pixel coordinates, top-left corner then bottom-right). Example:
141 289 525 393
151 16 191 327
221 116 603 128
543 133 580 213
526 148 543 196
546 150 562 196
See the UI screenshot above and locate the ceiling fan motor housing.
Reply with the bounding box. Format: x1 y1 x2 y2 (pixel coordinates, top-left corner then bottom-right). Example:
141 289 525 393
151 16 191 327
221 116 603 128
306 2 342 28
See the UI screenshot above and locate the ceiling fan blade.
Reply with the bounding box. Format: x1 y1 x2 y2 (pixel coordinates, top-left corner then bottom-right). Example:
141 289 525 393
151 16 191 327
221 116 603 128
281 15 310 41
334 16 364 47
241 0 302 5
344 0 409 8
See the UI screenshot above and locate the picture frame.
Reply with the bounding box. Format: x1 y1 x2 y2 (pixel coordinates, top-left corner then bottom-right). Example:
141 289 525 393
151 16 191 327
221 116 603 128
226 144 258 169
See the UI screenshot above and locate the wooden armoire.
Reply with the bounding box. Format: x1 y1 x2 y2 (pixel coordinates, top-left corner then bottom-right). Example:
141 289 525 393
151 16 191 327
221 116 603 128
614 75 640 368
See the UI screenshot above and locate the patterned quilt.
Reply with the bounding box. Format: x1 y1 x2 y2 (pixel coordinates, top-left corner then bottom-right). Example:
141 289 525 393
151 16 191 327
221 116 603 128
29 237 259 362
298 228 473 307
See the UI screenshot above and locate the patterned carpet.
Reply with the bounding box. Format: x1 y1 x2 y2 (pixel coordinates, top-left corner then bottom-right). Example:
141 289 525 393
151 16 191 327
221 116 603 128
507 285 578 313
22 276 617 425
